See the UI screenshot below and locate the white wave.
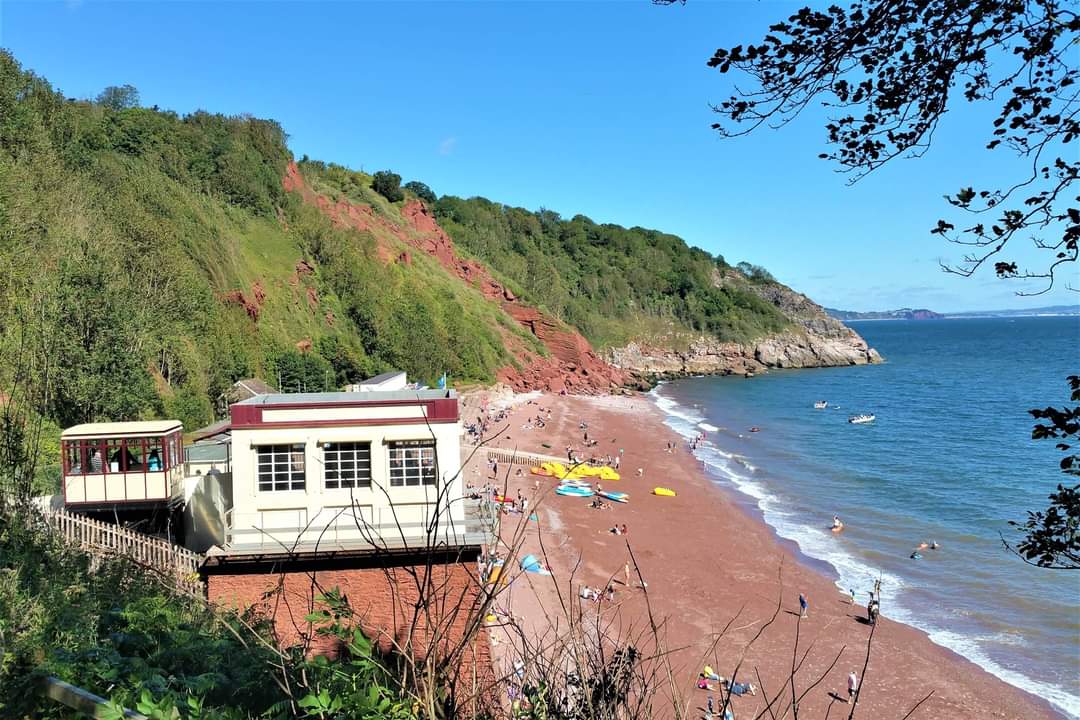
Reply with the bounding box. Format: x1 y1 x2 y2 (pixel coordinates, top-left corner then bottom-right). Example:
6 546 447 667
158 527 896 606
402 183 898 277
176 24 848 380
649 387 1080 718
698 422 720 432
913 627 1080 719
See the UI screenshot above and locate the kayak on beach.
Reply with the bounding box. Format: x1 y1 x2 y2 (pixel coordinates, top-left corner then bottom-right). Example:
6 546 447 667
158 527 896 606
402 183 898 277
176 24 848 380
652 487 677 497
599 490 629 503
556 485 595 497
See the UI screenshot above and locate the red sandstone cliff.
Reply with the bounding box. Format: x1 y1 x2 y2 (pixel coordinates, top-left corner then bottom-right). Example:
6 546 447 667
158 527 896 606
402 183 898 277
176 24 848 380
281 162 629 394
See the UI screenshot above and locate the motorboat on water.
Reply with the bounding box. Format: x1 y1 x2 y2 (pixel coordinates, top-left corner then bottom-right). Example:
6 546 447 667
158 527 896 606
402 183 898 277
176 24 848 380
848 413 876 424
814 400 828 409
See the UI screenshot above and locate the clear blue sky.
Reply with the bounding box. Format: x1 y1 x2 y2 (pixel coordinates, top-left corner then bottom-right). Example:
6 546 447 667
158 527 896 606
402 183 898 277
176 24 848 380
2 0 1076 312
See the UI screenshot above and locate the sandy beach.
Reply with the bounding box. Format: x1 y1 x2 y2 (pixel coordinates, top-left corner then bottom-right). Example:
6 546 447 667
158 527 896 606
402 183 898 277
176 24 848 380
461 389 1061 719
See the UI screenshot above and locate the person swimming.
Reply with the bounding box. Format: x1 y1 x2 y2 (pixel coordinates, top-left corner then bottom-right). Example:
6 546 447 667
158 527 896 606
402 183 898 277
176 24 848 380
831 515 844 532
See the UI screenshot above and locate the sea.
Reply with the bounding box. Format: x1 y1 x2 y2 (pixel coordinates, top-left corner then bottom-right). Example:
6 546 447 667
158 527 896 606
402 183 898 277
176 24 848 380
650 316 1080 718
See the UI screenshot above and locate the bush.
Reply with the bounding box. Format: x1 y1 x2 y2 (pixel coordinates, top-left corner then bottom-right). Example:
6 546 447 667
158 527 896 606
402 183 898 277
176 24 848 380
404 180 436 204
371 170 404 203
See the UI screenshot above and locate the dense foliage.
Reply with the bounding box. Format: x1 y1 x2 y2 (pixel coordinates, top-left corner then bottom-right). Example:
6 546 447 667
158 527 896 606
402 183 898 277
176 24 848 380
433 197 790 346
0 513 418 718
372 170 404 203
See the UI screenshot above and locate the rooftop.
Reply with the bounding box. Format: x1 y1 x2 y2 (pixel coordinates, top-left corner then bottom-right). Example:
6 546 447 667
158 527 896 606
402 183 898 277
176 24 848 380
235 389 457 406
62 420 183 438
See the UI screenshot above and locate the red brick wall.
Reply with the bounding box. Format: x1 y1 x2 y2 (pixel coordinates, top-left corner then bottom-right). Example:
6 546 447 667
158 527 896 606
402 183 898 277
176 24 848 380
207 560 494 708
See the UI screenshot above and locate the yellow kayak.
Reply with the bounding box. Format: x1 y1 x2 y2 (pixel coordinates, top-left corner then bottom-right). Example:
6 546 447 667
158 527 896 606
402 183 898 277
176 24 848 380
652 487 676 497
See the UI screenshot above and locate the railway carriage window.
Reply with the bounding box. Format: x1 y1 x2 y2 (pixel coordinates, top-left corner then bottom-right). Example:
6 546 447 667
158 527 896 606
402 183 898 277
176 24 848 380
146 438 163 471
65 443 86 474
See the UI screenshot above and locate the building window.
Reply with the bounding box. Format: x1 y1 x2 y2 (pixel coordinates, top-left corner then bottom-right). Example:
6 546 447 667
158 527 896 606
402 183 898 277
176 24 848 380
324 442 372 489
257 444 306 492
388 441 436 487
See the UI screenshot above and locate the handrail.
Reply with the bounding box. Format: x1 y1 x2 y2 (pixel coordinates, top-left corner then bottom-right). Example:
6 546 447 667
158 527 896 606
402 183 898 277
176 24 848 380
39 507 205 594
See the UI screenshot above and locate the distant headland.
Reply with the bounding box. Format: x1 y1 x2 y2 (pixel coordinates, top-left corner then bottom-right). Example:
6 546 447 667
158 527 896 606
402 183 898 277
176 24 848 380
827 305 1080 321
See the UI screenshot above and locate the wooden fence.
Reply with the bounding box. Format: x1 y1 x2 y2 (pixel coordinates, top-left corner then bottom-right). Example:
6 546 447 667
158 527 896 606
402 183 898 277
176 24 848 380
485 449 562 467
40 508 205 595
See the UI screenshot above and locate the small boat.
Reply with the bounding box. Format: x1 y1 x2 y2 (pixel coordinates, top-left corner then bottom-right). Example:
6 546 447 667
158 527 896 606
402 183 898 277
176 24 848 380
599 490 629 503
814 400 828 409
848 414 876 424
749 426 761 433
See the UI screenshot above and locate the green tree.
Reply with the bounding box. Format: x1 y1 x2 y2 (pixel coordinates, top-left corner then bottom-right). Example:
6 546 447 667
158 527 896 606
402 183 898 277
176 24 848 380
404 180 436 204
371 170 404 203
95 84 140 110
270 349 335 393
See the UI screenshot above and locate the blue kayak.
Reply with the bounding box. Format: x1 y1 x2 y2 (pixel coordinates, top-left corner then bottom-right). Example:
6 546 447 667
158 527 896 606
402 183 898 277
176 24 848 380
556 485 594 497
599 490 629 503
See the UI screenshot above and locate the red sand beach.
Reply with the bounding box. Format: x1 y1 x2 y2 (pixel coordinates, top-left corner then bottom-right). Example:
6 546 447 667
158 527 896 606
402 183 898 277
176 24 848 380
461 390 1061 719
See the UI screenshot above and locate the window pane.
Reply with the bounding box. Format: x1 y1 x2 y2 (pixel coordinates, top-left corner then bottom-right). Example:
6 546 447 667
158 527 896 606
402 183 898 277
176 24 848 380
257 444 307 492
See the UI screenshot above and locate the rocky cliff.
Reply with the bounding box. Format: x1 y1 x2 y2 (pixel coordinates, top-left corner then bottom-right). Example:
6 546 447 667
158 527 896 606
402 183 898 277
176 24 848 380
607 273 882 377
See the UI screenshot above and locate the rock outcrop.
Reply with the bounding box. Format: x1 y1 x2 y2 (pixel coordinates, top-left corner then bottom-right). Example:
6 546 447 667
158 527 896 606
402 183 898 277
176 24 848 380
607 275 882 377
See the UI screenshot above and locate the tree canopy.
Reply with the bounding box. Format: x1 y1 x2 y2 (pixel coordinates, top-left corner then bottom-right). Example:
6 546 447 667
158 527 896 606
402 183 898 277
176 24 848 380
691 0 1078 292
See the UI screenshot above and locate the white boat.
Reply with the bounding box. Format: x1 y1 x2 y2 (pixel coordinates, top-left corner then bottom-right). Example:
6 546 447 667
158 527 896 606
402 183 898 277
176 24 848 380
848 413 876 424
814 400 828 409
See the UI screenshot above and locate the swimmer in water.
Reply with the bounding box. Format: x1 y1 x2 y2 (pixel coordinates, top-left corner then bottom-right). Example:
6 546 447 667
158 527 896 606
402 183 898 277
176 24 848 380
831 515 844 532
930 541 940 550
910 550 922 560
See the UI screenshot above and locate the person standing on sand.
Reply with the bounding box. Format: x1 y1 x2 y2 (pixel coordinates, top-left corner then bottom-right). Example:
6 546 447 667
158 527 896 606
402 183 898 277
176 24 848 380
849 588 857 605
799 592 808 618
847 671 859 702
623 562 631 586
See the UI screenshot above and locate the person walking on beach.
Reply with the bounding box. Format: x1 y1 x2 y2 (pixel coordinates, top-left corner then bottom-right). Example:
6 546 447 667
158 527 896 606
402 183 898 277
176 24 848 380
847 671 859 702
799 592 808 618
849 588 857 605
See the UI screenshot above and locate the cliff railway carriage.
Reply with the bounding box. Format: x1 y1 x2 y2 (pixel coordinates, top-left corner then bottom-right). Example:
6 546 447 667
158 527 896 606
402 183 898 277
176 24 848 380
61 420 186 530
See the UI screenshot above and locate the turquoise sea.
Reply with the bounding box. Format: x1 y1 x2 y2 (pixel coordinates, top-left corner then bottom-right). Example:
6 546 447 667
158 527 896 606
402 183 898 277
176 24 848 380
652 316 1080 718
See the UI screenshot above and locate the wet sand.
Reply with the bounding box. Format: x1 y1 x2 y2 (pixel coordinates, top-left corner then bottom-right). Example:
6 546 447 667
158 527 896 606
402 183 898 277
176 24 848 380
462 390 1062 719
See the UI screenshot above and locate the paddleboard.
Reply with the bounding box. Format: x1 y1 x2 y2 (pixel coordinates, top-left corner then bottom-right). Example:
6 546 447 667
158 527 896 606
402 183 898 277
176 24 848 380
599 490 629 503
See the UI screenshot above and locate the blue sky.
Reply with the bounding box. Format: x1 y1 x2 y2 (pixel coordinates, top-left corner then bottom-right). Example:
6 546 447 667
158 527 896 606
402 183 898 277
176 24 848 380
2 0 1076 312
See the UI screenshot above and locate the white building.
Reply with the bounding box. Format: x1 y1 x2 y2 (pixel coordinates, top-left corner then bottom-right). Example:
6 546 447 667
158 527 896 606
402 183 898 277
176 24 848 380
220 387 474 555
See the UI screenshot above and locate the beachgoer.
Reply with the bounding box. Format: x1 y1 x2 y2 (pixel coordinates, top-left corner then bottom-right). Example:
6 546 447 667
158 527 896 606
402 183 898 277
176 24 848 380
930 541 940 550
849 588 857 605
636 468 644 477
620 523 628 535
606 583 615 601
799 592 808 618
832 515 844 532
697 676 711 691
521 496 529 513
729 682 755 697
623 562 631 586
917 541 929 550
703 666 722 682
707 695 715 717
847 671 859 702
910 550 922 559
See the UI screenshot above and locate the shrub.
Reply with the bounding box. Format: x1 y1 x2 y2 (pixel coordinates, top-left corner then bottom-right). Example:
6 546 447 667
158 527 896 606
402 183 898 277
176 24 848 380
404 180 436 204
371 170 404 203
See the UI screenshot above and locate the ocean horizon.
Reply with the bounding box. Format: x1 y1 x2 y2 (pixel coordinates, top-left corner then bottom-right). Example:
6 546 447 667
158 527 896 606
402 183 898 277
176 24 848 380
652 316 1080 718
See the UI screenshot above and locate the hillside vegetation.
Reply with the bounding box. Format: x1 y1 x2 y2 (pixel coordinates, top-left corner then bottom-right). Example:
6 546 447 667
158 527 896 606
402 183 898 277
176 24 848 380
0 49 806 491
432 198 790 348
